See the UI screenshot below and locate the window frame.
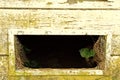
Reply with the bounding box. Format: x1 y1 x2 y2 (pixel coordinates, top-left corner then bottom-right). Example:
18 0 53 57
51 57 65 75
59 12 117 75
8 29 112 76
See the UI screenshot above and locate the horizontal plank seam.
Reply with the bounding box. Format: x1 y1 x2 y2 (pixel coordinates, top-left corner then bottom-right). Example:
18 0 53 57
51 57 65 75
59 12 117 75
0 7 120 10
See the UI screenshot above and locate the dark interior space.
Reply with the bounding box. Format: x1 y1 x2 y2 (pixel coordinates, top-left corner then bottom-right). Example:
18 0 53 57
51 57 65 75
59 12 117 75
15 35 100 69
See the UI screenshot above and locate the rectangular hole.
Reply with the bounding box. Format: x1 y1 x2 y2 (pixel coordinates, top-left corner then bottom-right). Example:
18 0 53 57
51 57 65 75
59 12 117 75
14 35 106 70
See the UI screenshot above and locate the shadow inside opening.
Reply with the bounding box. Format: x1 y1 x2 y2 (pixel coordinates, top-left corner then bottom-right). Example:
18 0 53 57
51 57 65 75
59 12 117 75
15 35 105 69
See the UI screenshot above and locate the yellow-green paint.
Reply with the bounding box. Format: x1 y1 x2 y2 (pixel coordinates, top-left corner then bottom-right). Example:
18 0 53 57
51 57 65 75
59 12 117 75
0 56 8 80
112 35 120 55
0 47 3 53
8 75 111 80
0 12 40 28
60 21 73 25
0 2 120 79
111 57 120 80
21 0 31 2
46 2 53 5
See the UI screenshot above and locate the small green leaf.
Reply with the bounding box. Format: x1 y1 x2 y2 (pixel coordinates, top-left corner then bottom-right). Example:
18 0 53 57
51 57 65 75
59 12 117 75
89 49 95 57
79 48 95 59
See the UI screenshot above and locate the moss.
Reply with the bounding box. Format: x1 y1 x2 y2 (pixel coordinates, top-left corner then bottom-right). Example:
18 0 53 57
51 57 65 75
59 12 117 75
111 57 120 80
8 76 111 80
22 0 30 2
0 12 40 28
0 47 3 52
60 21 72 25
46 2 53 5
112 35 120 55
0 56 8 74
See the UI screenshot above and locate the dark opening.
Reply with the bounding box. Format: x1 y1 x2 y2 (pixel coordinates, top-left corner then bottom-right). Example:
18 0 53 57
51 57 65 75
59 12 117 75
15 35 105 69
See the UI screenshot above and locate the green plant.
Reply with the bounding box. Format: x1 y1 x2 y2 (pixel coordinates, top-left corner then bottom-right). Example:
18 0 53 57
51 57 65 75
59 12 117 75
79 48 95 61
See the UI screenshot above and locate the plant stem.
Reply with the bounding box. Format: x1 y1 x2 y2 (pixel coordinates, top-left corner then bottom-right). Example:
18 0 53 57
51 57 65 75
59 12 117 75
86 58 89 62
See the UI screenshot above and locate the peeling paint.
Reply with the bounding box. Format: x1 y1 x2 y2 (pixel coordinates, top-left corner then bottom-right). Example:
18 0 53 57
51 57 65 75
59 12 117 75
8 76 111 80
0 56 8 74
111 57 120 80
0 1 120 79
